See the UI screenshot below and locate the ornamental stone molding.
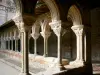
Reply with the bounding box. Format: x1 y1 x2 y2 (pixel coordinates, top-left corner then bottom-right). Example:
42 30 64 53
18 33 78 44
71 25 84 36
49 20 62 36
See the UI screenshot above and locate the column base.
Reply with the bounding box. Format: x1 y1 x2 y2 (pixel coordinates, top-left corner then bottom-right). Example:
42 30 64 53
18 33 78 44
52 64 66 74
70 60 85 67
19 72 31 75
43 54 48 57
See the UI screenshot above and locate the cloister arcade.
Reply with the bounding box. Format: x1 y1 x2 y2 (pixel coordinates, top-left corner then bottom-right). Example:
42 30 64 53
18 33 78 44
0 0 100 75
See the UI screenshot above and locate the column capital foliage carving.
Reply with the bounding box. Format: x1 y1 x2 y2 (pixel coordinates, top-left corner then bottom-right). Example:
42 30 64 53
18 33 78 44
49 20 62 36
71 25 84 36
31 32 40 40
13 15 33 32
40 31 51 39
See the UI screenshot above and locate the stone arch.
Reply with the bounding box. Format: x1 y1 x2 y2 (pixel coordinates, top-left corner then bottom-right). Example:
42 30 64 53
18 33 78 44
32 12 51 33
67 5 82 25
14 0 60 21
42 0 60 22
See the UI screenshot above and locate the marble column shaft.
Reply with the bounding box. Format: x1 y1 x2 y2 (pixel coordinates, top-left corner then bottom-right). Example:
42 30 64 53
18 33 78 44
40 32 51 57
71 25 84 63
49 20 63 68
31 33 40 55
20 31 29 74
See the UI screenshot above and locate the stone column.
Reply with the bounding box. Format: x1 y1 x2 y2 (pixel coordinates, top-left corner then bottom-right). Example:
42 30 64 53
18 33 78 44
14 36 18 51
13 14 34 75
40 31 51 57
70 25 84 66
31 32 40 55
8 39 10 50
16 39 19 51
15 39 17 51
11 37 13 50
49 20 63 70
2 37 6 50
1 37 3 50
19 26 31 75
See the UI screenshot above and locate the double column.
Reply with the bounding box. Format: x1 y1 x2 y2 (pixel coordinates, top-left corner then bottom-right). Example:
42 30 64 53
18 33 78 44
49 20 63 70
15 22 31 75
31 32 40 55
70 25 84 66
40 31 51 57
13 14 34 75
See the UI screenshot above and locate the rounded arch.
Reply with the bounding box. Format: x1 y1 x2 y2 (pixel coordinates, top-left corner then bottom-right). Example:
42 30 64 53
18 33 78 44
67 5 82 25
32 12 51 33
13 0 60 22
42 0 60 22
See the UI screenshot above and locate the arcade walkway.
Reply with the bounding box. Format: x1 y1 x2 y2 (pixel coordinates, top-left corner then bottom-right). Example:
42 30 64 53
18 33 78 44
0 55 19 75
0 54 100 75
0 54 47 75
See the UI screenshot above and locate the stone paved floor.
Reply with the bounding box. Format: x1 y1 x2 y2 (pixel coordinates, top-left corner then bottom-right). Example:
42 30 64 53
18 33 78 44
0 54 100 75
92 62 100 75
0 61 19 75
0 54 46 75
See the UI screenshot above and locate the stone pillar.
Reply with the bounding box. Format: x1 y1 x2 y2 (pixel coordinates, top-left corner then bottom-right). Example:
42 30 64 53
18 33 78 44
19 26 31 75
31 33 40 55
1 38 3 50
70 25 84 66
49 20 63 70
14 36 18 51
2 37 6 50
16 39 19 51
11 38 13 50
15 39 17 51
13 14 34 75
8 39 10 50
40 31 51 57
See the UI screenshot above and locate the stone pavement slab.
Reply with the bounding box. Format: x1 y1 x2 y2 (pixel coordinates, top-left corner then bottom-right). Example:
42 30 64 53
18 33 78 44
0 60 19 75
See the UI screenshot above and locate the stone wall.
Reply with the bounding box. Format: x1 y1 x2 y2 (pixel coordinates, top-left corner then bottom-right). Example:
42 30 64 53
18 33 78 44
91 7 100 61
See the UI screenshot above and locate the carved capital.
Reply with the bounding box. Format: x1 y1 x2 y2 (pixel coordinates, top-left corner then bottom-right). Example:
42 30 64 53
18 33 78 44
49 20 62 36
13 15 23 26
31 32 40 40
40 31 51 39
71 25 84 36
19 25 31 33
32 25 40 33
13 15 32 32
